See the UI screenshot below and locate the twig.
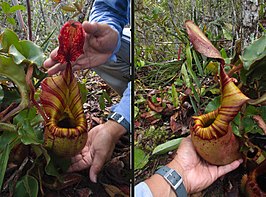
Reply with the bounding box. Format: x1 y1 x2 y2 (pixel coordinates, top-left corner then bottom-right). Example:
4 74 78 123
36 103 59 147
2 157 29 194
26 0 32 41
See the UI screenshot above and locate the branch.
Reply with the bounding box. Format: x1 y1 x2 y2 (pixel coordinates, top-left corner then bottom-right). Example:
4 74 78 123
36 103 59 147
26 0 32 41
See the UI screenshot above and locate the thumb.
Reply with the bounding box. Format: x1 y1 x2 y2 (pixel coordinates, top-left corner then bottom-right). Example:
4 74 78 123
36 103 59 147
217 158 243 177
82 21 109 36
89 152 106 183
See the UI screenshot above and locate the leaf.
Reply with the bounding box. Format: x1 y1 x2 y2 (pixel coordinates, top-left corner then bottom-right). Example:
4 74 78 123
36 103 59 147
152 138 183 155
99 91 111 110
0 2 10 13
134 147 149 170
13 108 44 145
41 147 63 181
186 44 201 88
7 17 16 25
171 84 179 108
0 131 19 190
205 61 219 74
181 63 191 88
241 34 266 71
0 28 20 52
0 55 29 118
9 5 26 13
185 20 222 60
78 81 88 104
0 144 11 190
61 5 76 12
9 40 45 67
147 97 164 112
192 50 203 76
205 96 221 113
14 175 38 197
55 20 85 63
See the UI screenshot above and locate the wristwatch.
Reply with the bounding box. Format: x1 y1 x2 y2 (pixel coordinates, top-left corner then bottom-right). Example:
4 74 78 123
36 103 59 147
155 166 187 197
107 112 130 132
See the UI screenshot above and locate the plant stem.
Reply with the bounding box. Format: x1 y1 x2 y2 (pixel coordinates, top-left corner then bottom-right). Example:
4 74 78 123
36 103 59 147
26 0 32 41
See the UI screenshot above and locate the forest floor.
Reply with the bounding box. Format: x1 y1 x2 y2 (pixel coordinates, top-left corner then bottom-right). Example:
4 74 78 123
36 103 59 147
134 65 247 197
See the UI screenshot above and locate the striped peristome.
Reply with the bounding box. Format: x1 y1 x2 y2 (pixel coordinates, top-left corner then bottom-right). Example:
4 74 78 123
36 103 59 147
192 64 249 140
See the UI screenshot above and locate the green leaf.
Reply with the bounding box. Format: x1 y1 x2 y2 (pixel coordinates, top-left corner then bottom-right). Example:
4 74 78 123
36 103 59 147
241 34 266 71
7 17 16 25
0 131 19 190
13 108 44 145
9 40 45 67
77 82 88 104
192 50 203 76
205 96 221 113
0 2 11 13
9 5 26 13
41 27 57 50
14 175 38 197
152 138 183 155
0 144 11 190
0 55 29 117
134 147 149 170
181 63 191 88
186 44 201 88
99 90 111 110
245 105 260 116
41 147 63 181
171 84 179 108
134 106 139 118
0 28 19 52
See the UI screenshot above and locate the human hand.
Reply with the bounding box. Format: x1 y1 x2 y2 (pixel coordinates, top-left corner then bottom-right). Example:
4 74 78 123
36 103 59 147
68 120 126 183
43 21 118 75
168 136 243 194
145 136 243 196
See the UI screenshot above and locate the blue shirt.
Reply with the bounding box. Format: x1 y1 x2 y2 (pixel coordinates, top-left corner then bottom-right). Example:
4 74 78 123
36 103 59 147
135 182 153 197
89 0 131 128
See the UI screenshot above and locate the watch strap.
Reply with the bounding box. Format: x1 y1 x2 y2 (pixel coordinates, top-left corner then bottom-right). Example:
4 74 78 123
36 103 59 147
155 166 187 197
107 112 130 132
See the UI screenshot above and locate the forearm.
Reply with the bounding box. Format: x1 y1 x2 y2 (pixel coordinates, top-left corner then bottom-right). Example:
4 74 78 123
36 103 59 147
145 174 176 197
111 82 131 125
145 160 189 197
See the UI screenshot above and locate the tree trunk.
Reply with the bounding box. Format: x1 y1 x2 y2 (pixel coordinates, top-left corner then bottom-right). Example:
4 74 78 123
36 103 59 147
242 0 259 47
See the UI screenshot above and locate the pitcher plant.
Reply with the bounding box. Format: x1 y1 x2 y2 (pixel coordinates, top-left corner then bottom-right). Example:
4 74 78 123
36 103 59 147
185 20 250 165
40 20 88 157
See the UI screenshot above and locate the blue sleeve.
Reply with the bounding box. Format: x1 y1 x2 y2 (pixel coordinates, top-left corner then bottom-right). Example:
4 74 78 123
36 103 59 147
111 82 131 128
89 0 130 61
135 182 154 197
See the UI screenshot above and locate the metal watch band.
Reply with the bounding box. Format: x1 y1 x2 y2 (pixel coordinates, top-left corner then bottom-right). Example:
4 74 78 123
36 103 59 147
155 166 187 197
107 112 130 132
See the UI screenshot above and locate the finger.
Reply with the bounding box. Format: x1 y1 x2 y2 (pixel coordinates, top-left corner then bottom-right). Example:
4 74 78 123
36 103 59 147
89 152 106 183
47 63 66 75
68 153 92 172
43 48 59 69
217 158 243 177
82 21 109 36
